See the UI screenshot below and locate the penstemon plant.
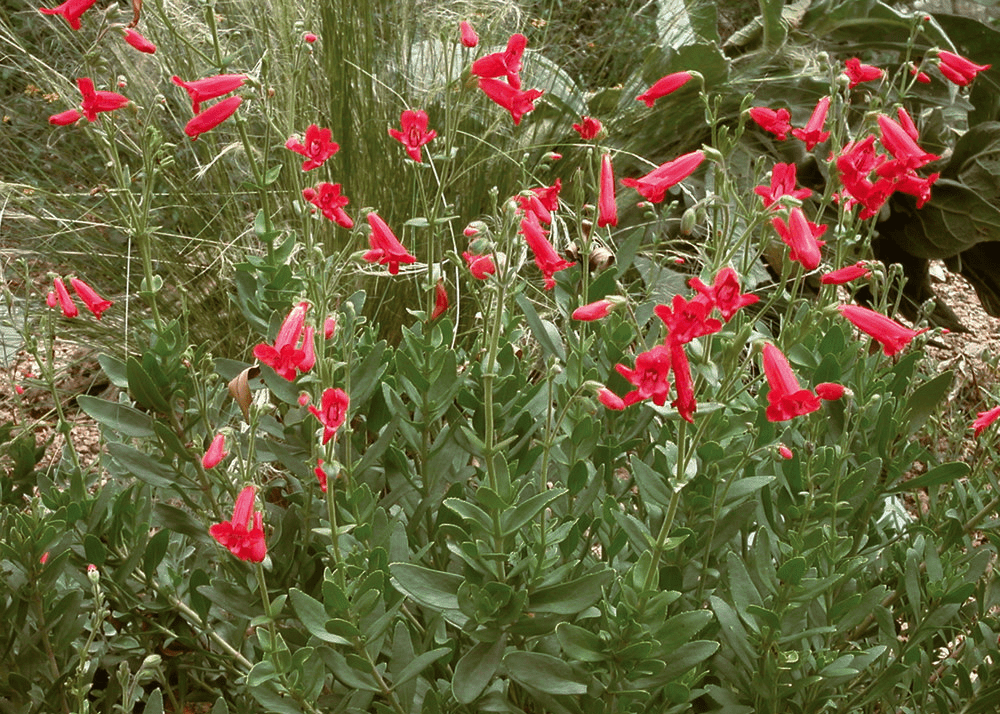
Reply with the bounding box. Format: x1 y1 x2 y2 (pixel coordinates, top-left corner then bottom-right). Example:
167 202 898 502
3 1 1000 713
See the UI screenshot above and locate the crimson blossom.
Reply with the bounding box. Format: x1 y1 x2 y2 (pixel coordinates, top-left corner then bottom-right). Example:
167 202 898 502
572 116 602 140
937 50 991 86
621 150 704 203
670 341 696 423
753 162 812 209
123 29 156 54
572 298 620 321
310 388 350 445
973 406 1000 438
478 78 544 126
363 212 417 275
286 124 339 171
761 343 821 422
635 71 693 108
49 77 130 125
654 293 722 345
388 110 437 163
598 153 618 228
837 305 930 356
38 0 96 29
302 182 353 228
210 486 266 562
49 277 78 318
748 107 792 140
821 262 871 285
791 96 831 150
171 74 246 113
688 267 758 321
772 207 826 271
253 301 314 380
463 251 496 279
184 96 242 140
519 211 575 289
202 433 227 469
69 277 113 319
615 345 672 407
844 58 883 89
431 281 448 320
459 21 478 48
471 33 528 88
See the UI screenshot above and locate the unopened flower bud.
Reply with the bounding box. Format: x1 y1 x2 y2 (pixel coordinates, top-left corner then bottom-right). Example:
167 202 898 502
680 207 697 235
87 563 100 584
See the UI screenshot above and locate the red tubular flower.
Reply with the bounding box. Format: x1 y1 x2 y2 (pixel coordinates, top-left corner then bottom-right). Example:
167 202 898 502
388 109 437 163
49 109 83 125
304 32 317 43
123 29 156 54
309 387 349 445
876 114 939 169
654 293 722 345
51 277 78 318
598 153 618 228
67 77 129 122
210 485 267 562
762 343 822 422
597 387 626 411
324 316 336 340
517 193 552 224
431 280 448 319
670 341 696 423
815 382 845 400
286 124 339 171
69 277 112 319
893 170 939 208
844 58 883 88
896 107 919 141
459 21 478 48
462 251 496 279
363 212 416 275
749 106 792 140
821 262 871 285
621 150 704 203
754 162 813 209
635 71 693 108
973 405 1000 437
615 345 672 407
688 267 759 321
314 459 329 492
792 96 831 150
184 96 242 140
772 207 826 271
838 304 930 356
478 78 543 126
302 182 353 228
520 211 575 289
937 50 991 86
778 444 794 460
910 63 932 84
471 33 527 88
253 301 310 380
202 433 227 469
298 326 316 372
572 298 621 321
38 0 96 29
171 74 246 114
835 135 894 219
573 116 602 140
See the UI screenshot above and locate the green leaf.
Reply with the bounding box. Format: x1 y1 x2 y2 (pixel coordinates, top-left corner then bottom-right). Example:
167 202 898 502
77 395 154 437
709 595 755 669
97 353 130 389
777 556 806 586
289 588 351 644
905 371 953 435
210 697 229 714
106 443 176 489
631 455 674 508
655 610 714 652
889 462 970 493
453 639 505 704
633 641 719 689
126 356 171 413
392 646 451 688
443 498 493 535
530 568 614 615
144 529 170 574
556 623 605 662
142 690 164 714
503 651 588 696
726 551 762 613
389 563 462 611
500 488 566 536
516 294 566 362
724 475 775 504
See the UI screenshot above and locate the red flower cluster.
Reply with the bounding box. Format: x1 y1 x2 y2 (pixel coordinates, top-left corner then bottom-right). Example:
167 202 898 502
472 34 544 125
302 182 353 228
38 0 96 29
210 486 266 562
753 163 812 209
388 110 437 163
572 116 602 140
47 276 113 319
749 107 792 140
937 50 991 86
309 388 350 445
844 58 883 89
286 124 340 171
49 77 130 126
253 301 316 381
171 74 245 139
